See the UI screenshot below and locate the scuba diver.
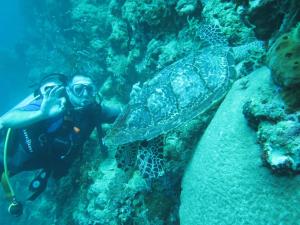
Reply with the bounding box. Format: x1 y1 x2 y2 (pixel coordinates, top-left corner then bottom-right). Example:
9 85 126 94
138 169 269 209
0 73 120 216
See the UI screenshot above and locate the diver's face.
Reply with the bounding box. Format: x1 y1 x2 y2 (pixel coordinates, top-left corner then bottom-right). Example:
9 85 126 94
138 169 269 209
67 75 97 109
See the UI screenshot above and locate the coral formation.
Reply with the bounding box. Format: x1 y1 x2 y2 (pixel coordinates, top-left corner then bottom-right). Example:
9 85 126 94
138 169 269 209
243 88 300 174
180 67 300 224
242 74 300 174
175 0 199 16
239 4 300 176
242 97 285 130
202 0 254 45
258 120 300 174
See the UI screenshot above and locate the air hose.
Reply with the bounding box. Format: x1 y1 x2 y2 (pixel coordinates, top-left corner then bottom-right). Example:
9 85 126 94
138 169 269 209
3 128 14 197
1 128 23 216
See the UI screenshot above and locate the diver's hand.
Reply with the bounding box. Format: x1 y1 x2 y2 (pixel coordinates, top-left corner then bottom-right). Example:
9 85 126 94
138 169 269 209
40 86 66 119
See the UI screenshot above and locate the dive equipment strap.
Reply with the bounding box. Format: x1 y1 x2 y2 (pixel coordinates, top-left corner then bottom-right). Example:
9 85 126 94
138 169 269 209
28 168 51 201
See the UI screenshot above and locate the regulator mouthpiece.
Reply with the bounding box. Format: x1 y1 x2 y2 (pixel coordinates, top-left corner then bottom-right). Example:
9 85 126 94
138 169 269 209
8 198 23 217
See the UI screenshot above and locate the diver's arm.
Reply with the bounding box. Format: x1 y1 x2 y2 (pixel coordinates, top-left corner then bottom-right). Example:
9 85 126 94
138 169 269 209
101 104 121 124
0 86 66 129
0 109 46 128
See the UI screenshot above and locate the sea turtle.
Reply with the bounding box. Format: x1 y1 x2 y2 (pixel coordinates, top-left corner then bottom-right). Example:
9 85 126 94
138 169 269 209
104 25 264 179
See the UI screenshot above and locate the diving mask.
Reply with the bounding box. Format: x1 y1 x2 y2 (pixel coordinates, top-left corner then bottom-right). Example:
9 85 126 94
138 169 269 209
71 83 97 97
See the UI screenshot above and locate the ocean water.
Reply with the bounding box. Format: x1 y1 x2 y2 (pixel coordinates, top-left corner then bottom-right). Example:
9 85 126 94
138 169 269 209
0 0 29 115
0 0 299 224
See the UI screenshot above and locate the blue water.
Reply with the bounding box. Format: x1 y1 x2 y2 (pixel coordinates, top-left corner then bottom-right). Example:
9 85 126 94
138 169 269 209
0 0 29 115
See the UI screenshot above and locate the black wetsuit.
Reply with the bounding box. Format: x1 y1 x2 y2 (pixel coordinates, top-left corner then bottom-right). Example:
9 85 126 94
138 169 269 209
0 98 119 178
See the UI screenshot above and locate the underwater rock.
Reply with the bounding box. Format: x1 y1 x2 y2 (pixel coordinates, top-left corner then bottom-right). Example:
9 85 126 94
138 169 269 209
242 97 285 130
122 0 172 27
175 0 199 16
202 0 254 45
242 62 300 174
258 120 300 175
180 67 300 224
247 0 300 40
247 0 286 40
109 19 130 51
106 52 129 78
71 1 110 39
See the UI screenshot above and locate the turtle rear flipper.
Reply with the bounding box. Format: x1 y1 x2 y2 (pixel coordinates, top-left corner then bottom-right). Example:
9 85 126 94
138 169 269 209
136 136 165 179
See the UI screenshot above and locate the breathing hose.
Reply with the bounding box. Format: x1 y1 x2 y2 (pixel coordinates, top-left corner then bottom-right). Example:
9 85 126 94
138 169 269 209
1 128 23 216
3 128 14 197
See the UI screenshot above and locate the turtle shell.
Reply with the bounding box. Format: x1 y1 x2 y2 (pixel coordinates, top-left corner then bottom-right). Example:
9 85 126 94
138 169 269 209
104 46 236 146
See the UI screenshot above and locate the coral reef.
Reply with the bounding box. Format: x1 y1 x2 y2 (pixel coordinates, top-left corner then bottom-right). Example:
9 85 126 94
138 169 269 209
242 24 300 173
243 90 300 174
202 0 254 45
258 120 300 174
241 5 300 176
242 96 285 130
175 0 200 16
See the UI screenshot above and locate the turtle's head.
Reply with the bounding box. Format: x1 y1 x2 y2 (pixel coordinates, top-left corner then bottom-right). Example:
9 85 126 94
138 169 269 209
232 41 265 62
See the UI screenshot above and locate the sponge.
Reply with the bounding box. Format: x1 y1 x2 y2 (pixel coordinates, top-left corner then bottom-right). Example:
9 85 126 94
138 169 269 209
267 23 300 88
